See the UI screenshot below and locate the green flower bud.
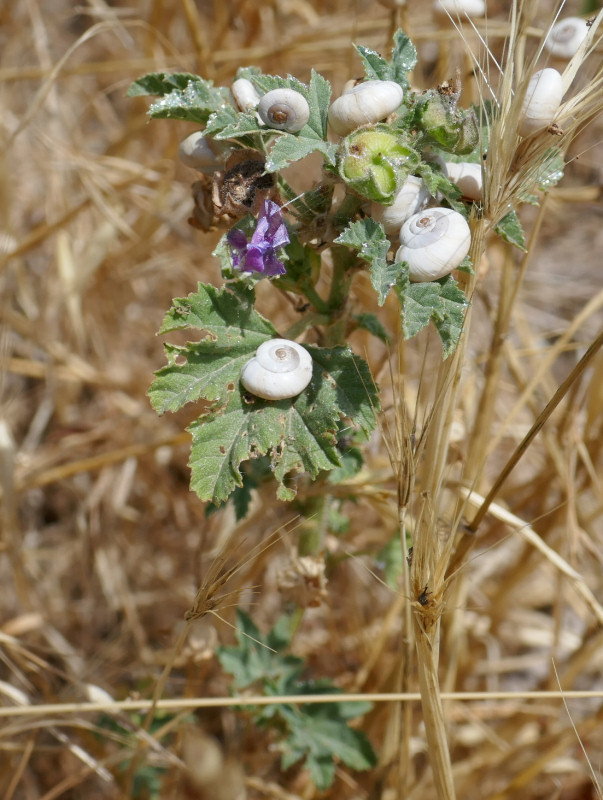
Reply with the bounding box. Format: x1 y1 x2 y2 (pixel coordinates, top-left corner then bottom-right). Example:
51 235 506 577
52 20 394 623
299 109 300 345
415 92 479 156
338 126 419 203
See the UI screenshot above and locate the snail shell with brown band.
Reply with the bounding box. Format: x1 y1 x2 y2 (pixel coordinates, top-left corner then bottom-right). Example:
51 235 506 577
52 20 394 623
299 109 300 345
257 88 310 133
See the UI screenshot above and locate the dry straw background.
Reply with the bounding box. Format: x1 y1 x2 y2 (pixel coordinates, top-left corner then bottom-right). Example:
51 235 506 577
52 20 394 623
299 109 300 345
1 0 602 798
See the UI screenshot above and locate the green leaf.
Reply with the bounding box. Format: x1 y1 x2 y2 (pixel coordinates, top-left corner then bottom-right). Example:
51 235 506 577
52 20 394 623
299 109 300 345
434 276 469 358
390 30 418 86
212 109 264 139
377 536 405 588
494 209 527 251
402 281 443 339
146 77 231 124
335 218 397 305
265 135 337 172
306 69 332 139
354 44 391 81
353 313 390 343
395 270 469 357
281 716 376 789
127 72 200 97
150 283 378 504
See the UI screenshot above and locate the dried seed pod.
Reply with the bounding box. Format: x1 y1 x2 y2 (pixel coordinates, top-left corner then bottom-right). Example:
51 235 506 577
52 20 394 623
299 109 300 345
328 80 404 136
444 161 483 201
519 68 563 137
544 17 588 59
370 176 431 233
395 207 471 282
231 77 261 111
257 88 310 132
240 339 313 400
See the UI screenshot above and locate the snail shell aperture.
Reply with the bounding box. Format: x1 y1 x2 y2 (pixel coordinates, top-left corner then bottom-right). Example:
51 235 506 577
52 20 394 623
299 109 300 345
328 80 404 137
395 207 471 282
240 339 313 400
257 88 310 133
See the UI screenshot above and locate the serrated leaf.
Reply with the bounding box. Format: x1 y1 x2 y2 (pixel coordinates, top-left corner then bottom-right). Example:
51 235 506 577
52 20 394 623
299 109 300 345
265 135 337 172
354 44 391 81
335 218 396 305
306 69 331 139
147 77 231 123
212 110 264 139
434 276 469 358
401 281 443 338
127 72 200 97
494 209 527 251
395 270 468 356
151 284 378 503
390 30 418 85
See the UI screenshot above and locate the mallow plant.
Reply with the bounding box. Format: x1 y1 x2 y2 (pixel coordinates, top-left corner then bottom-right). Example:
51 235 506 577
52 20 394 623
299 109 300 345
130 31 553 513
129 20 596 793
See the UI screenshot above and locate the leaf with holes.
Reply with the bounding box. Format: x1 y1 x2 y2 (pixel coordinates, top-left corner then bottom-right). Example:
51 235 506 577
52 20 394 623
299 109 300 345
149 282 379 504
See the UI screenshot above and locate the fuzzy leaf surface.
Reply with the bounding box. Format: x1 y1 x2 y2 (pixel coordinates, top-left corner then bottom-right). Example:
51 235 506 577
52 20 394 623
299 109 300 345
144 77 231 123
150 283 378 504
265 135 337 172
335 218 397 305
396 269 468 356
127 72 201 97
494 210 527 251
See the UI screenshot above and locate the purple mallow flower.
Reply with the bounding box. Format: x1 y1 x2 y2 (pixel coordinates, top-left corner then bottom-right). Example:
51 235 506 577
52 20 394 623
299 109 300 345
227 199 290 276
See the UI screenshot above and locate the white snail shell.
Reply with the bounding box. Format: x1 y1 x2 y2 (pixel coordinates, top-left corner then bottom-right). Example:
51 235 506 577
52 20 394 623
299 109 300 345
328 80 404 137
257 88 310 133
444 161 483 201
434 0 486 17
370 176 431 234
395 207 471 282
544 17 588 59
178 132 222 172
232 77 261 111
240 339 313 400
519 68 563 137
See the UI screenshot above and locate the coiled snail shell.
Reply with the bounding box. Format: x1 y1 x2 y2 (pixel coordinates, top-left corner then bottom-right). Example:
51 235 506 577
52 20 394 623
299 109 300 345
444 161 483 201
519 68 563 137
395 207 471 282
370 176 431 233
240 339 313 400
178 132 222 172
232 77 261 111
328 80 404 137
257 88 310 133
544 17 588 59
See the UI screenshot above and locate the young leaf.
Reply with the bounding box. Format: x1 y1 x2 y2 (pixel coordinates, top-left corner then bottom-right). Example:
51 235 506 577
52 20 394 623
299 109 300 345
390 30 418 86
400 280 443 339
306 69 332 139
354 44 391 81
127 72 201 97
335 218 397 305
494 210 527 251
146 77 231 124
